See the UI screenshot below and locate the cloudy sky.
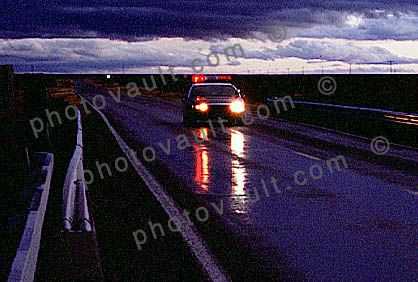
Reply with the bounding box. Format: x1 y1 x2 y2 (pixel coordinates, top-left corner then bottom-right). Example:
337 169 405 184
1 0 418 73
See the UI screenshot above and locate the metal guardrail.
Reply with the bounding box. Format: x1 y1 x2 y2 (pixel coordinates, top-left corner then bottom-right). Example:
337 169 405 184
264 98 417 148
8 153 54 282
292 100 418 127
292 100 418 118
63 109 92 232
61 108 103 280
265 97 418 126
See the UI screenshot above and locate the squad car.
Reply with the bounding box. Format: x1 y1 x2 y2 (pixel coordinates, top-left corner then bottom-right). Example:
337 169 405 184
182 75 246 126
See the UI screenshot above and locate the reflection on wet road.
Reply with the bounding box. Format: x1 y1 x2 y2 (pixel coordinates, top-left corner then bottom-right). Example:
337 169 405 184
193 128 210 192
193 128 248 190
229 129 249 214
193 126 251 215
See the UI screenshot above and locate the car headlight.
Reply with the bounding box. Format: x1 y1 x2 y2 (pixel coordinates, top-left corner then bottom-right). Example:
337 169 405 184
196 102 209 112
230 99 245 113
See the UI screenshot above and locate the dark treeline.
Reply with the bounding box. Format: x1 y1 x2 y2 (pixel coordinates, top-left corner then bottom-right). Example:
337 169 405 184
16 73 418 113
234 75 417 113
104 74 418 113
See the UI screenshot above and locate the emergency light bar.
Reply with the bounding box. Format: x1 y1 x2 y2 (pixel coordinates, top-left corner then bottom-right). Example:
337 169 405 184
192 74 232 83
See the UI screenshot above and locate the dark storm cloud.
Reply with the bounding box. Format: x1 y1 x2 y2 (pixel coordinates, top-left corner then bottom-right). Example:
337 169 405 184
1 1 418 40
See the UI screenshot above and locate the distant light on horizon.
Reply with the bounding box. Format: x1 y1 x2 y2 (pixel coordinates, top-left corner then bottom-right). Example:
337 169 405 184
346 15 363 28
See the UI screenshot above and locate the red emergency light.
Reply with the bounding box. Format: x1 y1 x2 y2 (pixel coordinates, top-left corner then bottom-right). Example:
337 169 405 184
192 74 207 83
216 75 232 81
191 74 232 83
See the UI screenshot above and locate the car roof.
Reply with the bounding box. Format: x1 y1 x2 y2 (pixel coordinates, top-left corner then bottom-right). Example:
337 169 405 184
187 82 239 97
191 83 235 87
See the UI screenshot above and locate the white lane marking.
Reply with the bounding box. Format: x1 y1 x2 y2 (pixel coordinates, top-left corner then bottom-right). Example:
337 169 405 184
293 151 322 161
83 98 229 282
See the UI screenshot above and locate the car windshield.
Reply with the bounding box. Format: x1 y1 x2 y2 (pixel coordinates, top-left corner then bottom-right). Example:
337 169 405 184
191 85 237 97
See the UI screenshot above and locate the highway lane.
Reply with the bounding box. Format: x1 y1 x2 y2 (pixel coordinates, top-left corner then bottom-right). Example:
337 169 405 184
79 84 418 281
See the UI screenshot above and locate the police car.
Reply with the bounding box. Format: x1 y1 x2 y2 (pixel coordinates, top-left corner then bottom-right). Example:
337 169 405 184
182 75 246 126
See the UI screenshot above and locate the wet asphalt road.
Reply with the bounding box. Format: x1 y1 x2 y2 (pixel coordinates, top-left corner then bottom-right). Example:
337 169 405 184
79 84 418 281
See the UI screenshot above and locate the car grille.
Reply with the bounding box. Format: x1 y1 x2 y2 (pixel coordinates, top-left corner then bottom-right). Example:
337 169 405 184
207 105 230 117
205 96 234 104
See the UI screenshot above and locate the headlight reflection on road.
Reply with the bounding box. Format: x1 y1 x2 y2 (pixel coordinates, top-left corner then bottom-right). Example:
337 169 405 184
230 129 249 214
194 128 210 192
192 127 249 215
